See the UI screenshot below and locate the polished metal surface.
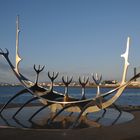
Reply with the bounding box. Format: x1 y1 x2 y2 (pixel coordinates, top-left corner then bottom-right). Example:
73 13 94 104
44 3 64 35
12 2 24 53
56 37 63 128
0 17 139 128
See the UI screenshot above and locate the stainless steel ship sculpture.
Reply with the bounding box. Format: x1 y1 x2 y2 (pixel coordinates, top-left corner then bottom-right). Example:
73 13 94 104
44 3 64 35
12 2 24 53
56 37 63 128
0 16 140 129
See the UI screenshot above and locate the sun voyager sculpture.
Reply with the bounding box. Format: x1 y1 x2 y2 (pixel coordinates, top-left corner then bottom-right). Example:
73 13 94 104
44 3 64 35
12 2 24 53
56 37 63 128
0 16 140 129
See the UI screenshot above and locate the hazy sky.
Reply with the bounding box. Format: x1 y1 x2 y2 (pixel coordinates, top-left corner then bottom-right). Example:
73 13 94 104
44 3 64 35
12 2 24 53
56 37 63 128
0 0 140 83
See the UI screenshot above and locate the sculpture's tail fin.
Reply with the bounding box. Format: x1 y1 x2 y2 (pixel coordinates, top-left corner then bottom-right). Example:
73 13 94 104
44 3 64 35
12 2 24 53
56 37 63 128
120 37 130 84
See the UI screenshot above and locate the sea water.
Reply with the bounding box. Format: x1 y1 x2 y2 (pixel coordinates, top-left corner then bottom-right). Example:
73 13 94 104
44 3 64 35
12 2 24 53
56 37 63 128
0 86 140 106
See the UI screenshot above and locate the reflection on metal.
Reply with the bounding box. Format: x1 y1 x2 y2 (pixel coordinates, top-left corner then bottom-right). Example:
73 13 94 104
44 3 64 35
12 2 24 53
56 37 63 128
0 17 139 129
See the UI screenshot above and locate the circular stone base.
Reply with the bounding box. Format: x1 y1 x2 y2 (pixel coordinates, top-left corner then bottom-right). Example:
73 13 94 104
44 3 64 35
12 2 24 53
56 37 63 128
0 106 134 130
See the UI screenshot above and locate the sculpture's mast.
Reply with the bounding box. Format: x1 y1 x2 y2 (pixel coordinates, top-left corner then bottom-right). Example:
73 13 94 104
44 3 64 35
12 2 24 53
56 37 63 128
15 15 22 73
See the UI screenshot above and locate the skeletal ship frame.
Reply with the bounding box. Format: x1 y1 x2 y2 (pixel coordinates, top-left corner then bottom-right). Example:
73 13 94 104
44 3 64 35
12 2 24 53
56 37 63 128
0 16 139 129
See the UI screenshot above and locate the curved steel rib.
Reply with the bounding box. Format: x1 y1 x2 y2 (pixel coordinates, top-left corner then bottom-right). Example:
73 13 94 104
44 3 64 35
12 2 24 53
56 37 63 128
12 68 61 118
0 89 30 114
13 96 38 118
26 72 62 120
29 75 74 121
45 73 138 120
35 71 139 107
29 104 51 121
48 104 75 124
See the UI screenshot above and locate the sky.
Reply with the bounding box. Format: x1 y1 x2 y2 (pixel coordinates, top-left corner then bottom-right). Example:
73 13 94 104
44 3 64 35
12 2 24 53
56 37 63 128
0 0 140 83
